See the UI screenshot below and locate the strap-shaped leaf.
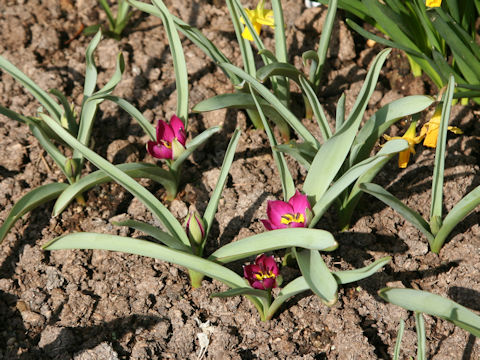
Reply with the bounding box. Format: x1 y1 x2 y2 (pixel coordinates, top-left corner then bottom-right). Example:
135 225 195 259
350 95 434 166
29 119 67 173
431 184 480 253
52 163 178 216
310 139 408 226
44 233 245 289
39 113 189 245
250 88 295 201
267 255 391 319
171 126 221 172
202 129 241 239
274 143 314 170
0 55 62 121
393 319 405 360
83 30 102 96
359 183 434 244
50 89 77 134
379 288 480 338
88 94 155 140
219 63 319 148
151 0 189 124
0 182 68 243
112 219 190 252
298 75 332 141
430 76 455 222
303 48 391 203
210 287 268 300
415 312 426 360
311 0 337 89
293 248 338 306
209 228 337 264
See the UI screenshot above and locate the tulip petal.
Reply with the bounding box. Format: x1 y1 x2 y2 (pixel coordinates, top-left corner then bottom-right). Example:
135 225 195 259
170 115 187 145
147 141 173 159
289 190 311 214
260 255 279 276
156 119 175 143
260 219 276 231
266 200 293 227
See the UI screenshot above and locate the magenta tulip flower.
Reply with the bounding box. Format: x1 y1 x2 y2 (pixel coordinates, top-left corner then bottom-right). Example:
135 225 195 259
243 254 279 290
147 115 187 160
261 190 311 230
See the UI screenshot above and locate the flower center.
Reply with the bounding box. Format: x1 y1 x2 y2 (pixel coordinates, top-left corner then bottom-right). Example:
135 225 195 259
280 213 305 226
255 270 276 281
160 139 172 149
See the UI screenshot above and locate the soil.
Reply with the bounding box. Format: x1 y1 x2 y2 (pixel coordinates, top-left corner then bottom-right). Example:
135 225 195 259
0 0 479 359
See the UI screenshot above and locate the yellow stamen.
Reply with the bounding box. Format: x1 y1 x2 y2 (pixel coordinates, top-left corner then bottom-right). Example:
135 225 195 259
255 270 276 281
161 140 172 149
280 213 305 225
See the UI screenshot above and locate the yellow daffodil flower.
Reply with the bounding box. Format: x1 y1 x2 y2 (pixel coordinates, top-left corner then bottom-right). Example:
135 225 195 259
384 121 424 168
420 106 463 148
241 0 275 41
426 0 442 7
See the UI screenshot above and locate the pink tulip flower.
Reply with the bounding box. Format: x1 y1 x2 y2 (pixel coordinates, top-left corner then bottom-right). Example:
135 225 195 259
261 190 311 230
243 254 279 290
147 115 187 160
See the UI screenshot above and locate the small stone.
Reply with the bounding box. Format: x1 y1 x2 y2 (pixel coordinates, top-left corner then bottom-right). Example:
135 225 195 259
20 310 45 327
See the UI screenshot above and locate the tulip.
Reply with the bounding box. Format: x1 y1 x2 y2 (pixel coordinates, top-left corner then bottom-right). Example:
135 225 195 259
261 190 312 230
185 211 205 247
147 115 187 160
243 254 279 290
240 0 275 41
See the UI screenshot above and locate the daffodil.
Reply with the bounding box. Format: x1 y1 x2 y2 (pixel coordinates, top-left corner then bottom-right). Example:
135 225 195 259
426 0 442 7
420 106 462 148
384 121 424 168
241 0 274 41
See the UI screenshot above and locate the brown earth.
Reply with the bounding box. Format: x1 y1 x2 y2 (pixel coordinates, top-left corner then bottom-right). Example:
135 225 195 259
0 0 479 359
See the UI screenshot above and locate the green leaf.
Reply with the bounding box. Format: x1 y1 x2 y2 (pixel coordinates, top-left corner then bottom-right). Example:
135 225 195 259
310 139 409 226
112 219 190 252
393 319 405 360
29 119 67 173
359 183 434 244
415 312 426 360
256 62 305 84
0 55 62 121
298 75 332 141
211 287 268 300
0 182 68 243
53 163 178 216
50 89 77 134
83 30 102 96
350 95 434 166
209 228 337 264
267 255 390 320
88 94 155 140
293 248 338 306
430 76 455 222
431 184 480 253
203 129 241 239
250 88 295 201
44 233 245 289
274 143 314 170
303 49 391 203
151 0 189 124
332 256 391 284
311 0 338 89
379 288 480 338
218 63 320 148
39 114 189 245
171 126 221 172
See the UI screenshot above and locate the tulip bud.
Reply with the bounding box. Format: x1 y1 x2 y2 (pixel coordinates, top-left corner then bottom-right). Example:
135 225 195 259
185 212 205 246
65 157 78 179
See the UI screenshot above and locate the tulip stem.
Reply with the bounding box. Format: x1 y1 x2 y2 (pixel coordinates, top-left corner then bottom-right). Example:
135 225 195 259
188 269 205 288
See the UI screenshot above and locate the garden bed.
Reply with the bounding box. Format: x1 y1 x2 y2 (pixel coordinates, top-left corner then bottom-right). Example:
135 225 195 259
0 0 479 358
